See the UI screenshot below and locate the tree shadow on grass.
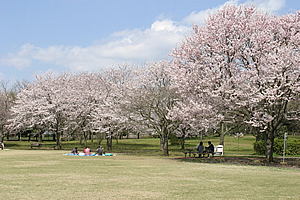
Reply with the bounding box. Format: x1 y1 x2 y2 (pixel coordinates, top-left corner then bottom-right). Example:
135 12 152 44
174 156 300 169
115 142 158 150
3 143 22 148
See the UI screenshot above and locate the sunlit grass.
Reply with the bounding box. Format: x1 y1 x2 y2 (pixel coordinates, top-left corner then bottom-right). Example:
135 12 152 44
4 134 299 157
0 150 299 199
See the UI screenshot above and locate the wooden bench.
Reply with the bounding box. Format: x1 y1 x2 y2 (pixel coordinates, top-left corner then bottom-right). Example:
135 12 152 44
192 152 216 158
183 152 189 157
183 151 204 158
31 143 42 148
183 150 219 158
192 152 207 158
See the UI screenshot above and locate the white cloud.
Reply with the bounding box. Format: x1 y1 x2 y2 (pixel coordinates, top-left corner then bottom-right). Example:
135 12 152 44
245 0 286 12
0 0 287 77
151 20 188 32
182 0 239 26
0 44 34 69
181 0 286 26
267 0 285 11
0 56 32 69
0 19 191 73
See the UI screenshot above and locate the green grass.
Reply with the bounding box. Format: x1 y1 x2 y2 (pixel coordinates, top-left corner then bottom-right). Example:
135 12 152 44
0 150 299 199
3 134 300 157
4 135 256 153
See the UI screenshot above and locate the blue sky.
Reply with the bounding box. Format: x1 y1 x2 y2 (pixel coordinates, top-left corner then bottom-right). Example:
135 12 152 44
1 0 299 85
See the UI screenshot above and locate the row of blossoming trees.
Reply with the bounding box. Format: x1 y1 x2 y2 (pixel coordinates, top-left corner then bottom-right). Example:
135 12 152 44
4 5 300 162
6 63 177 154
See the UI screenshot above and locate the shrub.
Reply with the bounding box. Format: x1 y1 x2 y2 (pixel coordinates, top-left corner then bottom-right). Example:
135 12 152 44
254 139 300 155
253 140 265 155
285 140 300 155
169 134 181 145
273 139 283 155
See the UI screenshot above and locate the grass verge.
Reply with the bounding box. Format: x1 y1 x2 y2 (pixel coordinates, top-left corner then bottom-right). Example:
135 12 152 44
0 150 299 199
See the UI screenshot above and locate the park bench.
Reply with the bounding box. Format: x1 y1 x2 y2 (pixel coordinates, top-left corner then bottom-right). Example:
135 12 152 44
192 152 217 158
31 142 42 148
183 151 217 158
183 152 189 157
183 145 224 158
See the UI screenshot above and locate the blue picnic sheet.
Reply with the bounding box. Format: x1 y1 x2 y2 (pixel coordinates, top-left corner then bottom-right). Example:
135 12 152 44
63 153 113 156
63 153 97 156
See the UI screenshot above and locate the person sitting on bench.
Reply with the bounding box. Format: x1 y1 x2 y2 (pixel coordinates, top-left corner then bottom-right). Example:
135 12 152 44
206 141 214 156
196 141 204 157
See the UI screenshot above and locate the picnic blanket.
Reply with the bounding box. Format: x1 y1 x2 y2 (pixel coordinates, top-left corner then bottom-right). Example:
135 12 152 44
64 153 96 156
63 153 114 156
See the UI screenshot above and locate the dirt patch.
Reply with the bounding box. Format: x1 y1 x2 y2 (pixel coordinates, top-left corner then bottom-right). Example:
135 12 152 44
175 156 300 169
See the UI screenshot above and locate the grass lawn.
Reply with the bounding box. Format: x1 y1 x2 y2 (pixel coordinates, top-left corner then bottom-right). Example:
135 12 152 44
0 150 299 199
5 134 299 157
4 135 258 156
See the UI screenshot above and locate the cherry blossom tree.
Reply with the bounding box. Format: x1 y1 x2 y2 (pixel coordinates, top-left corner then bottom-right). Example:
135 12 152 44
88 64 136 150
119 61 178 155
171 5 300 162
8 72 105 148
9 72 71 147
0 81 17 141
66 72 107 146
8 68 130 149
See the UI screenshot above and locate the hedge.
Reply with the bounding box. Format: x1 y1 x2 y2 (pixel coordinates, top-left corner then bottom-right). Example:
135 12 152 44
253 139 300 155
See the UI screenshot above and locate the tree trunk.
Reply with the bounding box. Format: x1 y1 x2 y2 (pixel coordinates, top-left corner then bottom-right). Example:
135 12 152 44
84 138 87 147
219 122 225 146
38 131 43 142
107 136 112 151
181 128 186 150
200 131 203 142
84 131 87 147
162 133 169 156
0 127 3 142
181 137 185 149
160 135 164 151
160 127 169 156
56 132 62 149
264 129 275 163
255 128 262 141
115 133 119 144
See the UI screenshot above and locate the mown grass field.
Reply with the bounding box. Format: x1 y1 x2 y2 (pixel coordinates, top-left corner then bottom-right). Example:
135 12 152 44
4 135 257 156
4 134 300 157
1 150 299 200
